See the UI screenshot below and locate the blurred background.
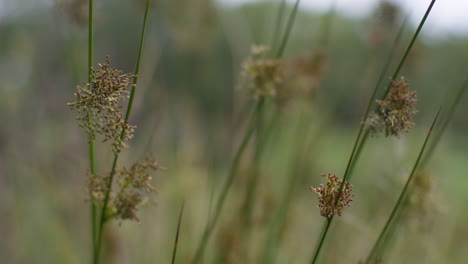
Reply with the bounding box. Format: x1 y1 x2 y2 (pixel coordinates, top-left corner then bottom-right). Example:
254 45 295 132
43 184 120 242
1 0 468 263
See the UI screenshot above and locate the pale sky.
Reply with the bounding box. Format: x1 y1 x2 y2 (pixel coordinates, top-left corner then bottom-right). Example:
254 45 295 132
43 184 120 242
218 0 468 36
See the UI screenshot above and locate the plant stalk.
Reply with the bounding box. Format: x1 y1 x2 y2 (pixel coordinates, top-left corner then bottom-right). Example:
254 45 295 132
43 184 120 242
93 1 152 263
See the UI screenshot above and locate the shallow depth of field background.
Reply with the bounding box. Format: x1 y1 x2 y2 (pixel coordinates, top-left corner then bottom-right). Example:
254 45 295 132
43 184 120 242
2 0 468 263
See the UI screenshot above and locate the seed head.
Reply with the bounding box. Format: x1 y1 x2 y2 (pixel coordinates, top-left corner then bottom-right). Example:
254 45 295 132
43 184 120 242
68 56 136 154
112 155 162 221
240 45 282 99
310 173 354 219
367 77 417 137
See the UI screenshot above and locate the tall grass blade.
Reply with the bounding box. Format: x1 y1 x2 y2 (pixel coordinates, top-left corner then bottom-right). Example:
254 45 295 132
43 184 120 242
87 0 98 259
309 1 437 261
420 77 468 167
171 201 185 264
93 1 152 263
191 1 301 262
366 110 441 262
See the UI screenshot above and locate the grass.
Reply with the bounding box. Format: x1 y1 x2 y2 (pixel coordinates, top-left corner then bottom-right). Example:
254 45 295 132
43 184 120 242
7 0 468 263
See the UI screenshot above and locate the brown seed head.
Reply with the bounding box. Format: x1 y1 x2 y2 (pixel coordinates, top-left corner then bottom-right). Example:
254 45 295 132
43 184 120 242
310 173 355 219
68 56 136 154
367 77 418 137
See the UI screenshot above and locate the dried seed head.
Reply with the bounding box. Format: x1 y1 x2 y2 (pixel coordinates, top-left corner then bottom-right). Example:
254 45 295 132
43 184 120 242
240 45 282 99
112 155 162 221
367 77 418 137
310 173 355 219
68 56 136 154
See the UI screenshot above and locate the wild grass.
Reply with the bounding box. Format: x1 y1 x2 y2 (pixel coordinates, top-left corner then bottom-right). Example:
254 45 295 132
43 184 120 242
5 0 468 263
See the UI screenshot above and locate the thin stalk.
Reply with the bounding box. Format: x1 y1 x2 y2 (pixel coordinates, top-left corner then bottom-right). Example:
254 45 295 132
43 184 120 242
191 1 300 261
93 1 152 263
191 98 265 264
309 1 436 261
347 0 435 178
318 0 336 48
366 110 440 262
270 0 286 53
346 17 409 179
275 0 301 59
87 0 97 258
311 219 332 264
420 77 468 167
171 201 186 264
262 111 313 263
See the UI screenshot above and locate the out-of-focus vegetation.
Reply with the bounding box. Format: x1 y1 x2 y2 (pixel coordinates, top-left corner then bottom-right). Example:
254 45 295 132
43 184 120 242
2 0 468 263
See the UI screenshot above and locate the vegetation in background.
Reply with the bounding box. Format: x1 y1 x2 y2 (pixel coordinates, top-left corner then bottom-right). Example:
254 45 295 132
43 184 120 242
1 0 468 263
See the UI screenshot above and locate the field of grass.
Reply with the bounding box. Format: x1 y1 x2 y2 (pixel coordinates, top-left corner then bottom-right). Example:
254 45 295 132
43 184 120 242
2 0 468 263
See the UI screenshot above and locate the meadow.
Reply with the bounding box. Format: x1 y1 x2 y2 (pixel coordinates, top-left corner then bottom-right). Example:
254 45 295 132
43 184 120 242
2 0 468 263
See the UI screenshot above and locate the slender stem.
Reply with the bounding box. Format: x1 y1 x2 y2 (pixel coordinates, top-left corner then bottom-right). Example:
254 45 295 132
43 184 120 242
191 98 265 264
93 1 152 263
270 0 286 54
346 16 408 179
366 110 440 262
318 0 336 48
262 110 312 263
87 0 98 260
309 1 437 261
420 77 468 167
387 0 436 96
311 219 332 264
191 1 300 261
171 201 186 264
275 0 301 59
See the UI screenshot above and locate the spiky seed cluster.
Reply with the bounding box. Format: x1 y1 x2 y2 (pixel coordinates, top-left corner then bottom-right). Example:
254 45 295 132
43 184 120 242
68 56 136 154
111 155 161 221
367 77 417 137
240 45 282 99
310 173 354 219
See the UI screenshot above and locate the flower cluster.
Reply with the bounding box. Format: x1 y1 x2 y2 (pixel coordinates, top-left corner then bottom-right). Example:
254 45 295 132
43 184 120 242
111 155 162 221
68 56 136 154
88 155 162 222
367 77 417 137
240 45 282 99
310 173 354 219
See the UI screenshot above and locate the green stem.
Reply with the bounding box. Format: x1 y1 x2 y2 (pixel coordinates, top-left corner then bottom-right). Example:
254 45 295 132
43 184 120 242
171 201 185 264
93 1 152 263
270 0 286 54
87 0 97 260
311 219 332 264
420 77 468 167
366 110 440 262
309 1 436 261
191 1 300 261
191 98 265 264
275 0 301 59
